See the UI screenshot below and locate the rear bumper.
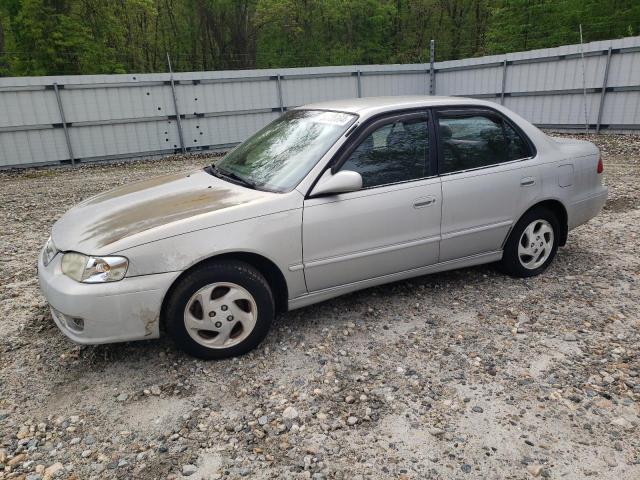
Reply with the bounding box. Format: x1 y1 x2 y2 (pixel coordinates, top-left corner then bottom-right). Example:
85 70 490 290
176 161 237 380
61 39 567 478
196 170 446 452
568 187 608 230
38 251 180 345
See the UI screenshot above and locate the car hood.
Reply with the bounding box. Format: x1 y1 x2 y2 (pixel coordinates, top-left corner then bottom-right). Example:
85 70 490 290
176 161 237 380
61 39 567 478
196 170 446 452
52 169 293 255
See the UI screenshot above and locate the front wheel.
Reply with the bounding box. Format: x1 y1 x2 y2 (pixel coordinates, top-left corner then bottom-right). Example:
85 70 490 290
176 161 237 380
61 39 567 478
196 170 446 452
500 207 559 278
164 260 274 359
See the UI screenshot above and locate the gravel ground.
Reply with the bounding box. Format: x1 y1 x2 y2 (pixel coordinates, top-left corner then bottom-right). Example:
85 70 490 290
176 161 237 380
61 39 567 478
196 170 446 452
0 133 639 480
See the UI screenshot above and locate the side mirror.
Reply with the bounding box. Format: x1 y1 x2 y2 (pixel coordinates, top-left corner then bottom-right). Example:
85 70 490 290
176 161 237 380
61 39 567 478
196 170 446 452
310 170 363 196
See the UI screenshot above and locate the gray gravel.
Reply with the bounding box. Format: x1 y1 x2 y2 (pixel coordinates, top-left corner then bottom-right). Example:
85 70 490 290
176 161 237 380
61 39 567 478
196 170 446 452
1 134 639 479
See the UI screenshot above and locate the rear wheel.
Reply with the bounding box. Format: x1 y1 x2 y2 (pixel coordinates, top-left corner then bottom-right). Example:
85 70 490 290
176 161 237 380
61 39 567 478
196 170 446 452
164 260 274 359
500 207 559 278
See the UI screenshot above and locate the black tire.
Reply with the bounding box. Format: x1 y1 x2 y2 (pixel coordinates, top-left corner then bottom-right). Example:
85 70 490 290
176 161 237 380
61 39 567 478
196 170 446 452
163 259 274 360
500 207 560 278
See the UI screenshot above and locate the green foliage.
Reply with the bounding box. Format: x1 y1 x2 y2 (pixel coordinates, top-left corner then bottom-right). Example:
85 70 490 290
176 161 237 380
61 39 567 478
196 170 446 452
486 0 640 54
0 0 638 76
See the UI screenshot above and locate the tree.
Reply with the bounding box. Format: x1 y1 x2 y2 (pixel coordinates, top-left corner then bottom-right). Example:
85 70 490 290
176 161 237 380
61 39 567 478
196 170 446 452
1 0 638 76
486 0 640 54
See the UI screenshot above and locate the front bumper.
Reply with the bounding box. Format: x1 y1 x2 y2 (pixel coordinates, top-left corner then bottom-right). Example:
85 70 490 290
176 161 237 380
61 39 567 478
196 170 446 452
38 251 180 345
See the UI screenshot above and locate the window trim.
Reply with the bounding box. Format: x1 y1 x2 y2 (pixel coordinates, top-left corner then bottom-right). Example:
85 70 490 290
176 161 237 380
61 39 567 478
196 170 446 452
307 110 435 197
433 106 536 177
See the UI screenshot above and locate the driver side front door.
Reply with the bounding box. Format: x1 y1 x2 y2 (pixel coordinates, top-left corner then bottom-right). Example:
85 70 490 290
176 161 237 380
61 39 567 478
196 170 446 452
302 111 442 292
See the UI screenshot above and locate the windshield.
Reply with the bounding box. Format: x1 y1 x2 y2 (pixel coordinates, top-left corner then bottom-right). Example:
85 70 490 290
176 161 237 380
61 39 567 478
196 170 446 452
213 109 357 192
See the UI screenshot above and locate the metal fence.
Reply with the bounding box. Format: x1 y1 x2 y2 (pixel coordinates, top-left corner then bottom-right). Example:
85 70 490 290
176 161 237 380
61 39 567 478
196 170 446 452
1 36 639 169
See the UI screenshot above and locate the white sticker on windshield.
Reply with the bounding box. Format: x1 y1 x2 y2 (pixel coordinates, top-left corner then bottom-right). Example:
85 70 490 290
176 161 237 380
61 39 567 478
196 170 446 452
312 111 354 126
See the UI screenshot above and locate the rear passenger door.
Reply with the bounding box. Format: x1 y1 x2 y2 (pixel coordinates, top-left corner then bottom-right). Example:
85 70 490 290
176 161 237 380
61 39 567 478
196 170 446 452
435 108 540 261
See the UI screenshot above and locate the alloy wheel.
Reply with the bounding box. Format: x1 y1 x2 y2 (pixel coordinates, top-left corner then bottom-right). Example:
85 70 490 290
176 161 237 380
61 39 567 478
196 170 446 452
183 282 258 349
517 219 554 270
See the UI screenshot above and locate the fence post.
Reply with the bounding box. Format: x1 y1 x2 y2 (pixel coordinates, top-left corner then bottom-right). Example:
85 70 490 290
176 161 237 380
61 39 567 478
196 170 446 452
356 69 362 98
578 24 589 133
429 39 436 95
276 74 285 112
52 82 75 166
500 58 508 105
596 47 613 134
166 53 186 154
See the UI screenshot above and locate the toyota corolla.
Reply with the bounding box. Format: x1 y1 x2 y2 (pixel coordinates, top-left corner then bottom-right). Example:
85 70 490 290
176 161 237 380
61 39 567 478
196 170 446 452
38 96 608 359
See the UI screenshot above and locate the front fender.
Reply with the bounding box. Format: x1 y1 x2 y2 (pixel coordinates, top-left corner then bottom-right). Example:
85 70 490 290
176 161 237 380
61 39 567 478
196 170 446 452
116 208 307 299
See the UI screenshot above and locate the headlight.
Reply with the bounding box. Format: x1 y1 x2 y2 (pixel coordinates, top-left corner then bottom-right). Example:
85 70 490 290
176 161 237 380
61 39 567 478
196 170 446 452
42 236 58 266
61 253 128 283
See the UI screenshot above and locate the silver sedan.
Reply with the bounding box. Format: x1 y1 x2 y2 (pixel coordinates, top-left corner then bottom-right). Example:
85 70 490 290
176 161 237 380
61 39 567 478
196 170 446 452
38 96 608 359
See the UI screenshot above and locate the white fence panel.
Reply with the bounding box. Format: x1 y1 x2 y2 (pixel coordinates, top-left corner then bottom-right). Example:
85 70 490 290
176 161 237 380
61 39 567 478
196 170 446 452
0 36 638 168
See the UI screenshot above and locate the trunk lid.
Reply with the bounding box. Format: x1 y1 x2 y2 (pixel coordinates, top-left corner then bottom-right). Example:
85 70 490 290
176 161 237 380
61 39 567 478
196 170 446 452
552 137 598 159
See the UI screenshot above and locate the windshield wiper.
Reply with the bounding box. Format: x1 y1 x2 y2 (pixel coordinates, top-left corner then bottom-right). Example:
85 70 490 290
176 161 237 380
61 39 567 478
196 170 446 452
208 163 225 179
209 163 258 190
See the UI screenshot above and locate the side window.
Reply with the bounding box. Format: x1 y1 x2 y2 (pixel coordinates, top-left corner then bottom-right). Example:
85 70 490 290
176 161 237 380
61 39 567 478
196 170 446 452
504 122 530 161
340 116 430 188
438 112 531 174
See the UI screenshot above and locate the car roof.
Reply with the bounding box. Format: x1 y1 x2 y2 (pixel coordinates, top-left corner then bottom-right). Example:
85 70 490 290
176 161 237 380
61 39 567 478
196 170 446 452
297 95 497 116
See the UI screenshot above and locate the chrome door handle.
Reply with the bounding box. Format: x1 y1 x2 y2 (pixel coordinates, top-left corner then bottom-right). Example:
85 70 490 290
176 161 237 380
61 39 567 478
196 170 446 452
520 177 536 186
413 197 436 208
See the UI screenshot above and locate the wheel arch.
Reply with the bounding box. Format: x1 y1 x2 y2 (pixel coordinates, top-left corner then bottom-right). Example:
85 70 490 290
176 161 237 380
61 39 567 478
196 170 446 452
160 251 289 331
512 199 569 246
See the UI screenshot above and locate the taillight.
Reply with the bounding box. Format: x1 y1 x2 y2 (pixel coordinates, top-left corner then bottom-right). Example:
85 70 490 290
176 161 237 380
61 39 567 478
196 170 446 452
597 157 603 174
